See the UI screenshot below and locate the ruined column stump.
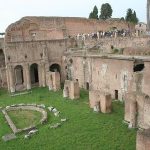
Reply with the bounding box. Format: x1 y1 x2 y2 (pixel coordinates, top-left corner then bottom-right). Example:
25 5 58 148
63 80 80 100
136 129 150 150
89 90 112 113
47 71 60 92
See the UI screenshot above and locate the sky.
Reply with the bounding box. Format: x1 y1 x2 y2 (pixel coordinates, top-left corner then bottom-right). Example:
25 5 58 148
0 0 147 32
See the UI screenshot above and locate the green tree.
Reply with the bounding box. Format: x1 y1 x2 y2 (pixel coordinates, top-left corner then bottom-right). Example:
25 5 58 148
125 8 138 24
132 11 139 24
89 5 98 19
99 3 113 20
120 17 125 21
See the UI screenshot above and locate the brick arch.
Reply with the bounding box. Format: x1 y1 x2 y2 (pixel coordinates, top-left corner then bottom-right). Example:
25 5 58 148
14 65 24 91
49 63 61 73
30 63 39 85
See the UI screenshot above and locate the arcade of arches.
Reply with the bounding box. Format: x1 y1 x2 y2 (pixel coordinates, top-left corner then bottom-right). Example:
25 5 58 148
7 62 61 92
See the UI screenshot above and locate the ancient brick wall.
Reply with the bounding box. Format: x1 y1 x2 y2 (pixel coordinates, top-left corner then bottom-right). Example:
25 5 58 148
142 62 150 95
5 40 65 65
0 38 7 88
70 55 134 100
90 57 134 100
5 17 132 42
125 92 150 129
84 37 150 53
65 18 132 36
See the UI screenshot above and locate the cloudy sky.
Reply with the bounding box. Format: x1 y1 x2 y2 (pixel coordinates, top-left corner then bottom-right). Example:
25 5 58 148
0 0 147 32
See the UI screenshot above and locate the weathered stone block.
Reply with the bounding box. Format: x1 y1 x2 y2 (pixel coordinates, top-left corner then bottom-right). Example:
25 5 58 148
89 90 112 113
100 94 112 113
47 71 60 91
136 129 150 150
89 91 100 108
63 80 80 100
125 92 150 129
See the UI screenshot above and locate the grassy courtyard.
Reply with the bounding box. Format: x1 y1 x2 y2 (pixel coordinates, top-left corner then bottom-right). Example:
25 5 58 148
0 87 136 150
7 110 42 129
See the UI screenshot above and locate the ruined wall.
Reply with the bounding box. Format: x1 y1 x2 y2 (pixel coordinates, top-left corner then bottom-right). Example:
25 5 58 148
71 55 134 100
65 18 132 36
5 17 132 42
147 0 150 30
123 47 150 56
5 17 65 42
4 38 75 92
0 38 7 88
89 90 112 113
63 80 80 99
142 62 150 95
91 58 133 100
67 49 150 101
0 38 4 49
84 37 150 53
72 57 85 88
125 93 150 129
125 67 150 129
5 39 67 66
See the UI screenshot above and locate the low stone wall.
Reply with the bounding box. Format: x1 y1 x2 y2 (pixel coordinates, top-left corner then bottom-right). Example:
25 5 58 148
2 109 18 133
2 104 47 133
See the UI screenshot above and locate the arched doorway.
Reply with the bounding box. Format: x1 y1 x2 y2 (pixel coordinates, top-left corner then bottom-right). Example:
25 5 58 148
14 65 24 85
0 49 5 67
30 63 39 85
49 63 61 73
133 59 145 72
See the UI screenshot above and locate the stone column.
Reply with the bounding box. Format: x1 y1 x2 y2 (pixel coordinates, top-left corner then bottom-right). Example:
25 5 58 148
136 129 150 150
6 66 10 91
8 65 15 93
25 64 31 90
114 32 118 38
39 62 46 87
147 0 150 30
129 101 137 128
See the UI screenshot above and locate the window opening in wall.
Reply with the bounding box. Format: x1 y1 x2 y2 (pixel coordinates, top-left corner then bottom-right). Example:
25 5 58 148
15 65 24 85
111 45 114 49
133 59 145 72
86 82 89 90
133 64 144 72
30 63 39 84
115 90 118 100
49 64 61 73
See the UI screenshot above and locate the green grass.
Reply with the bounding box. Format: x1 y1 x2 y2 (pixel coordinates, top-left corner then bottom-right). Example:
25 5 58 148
0 87 136 150
7 110 42 129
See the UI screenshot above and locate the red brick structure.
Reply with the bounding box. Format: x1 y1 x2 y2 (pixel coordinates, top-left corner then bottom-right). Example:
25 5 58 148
47 71 61 91
136 129 150 150
63 80 80 100
89 91 112 113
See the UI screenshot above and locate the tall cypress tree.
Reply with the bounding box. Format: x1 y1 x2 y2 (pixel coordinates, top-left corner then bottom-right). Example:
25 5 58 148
99 3 113 20
125 8 138 24
89 5 98 20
